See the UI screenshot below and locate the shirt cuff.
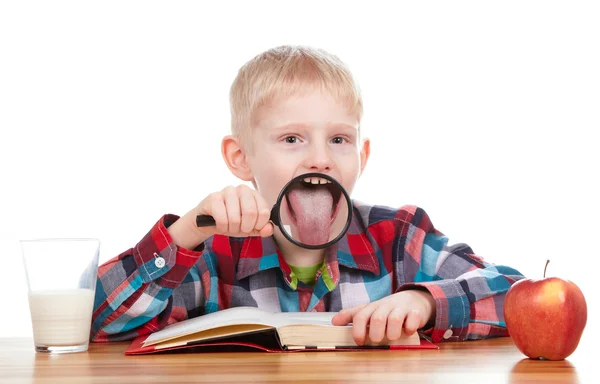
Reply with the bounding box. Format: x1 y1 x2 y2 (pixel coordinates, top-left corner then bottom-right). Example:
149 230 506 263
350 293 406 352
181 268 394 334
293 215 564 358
397 280 471 343
133 214 204 285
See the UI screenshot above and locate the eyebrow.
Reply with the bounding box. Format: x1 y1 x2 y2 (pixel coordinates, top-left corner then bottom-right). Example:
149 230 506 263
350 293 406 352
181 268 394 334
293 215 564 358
272 122 358 131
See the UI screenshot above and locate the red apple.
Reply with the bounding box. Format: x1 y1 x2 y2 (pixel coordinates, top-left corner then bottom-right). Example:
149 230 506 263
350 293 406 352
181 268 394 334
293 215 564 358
504 260 587 361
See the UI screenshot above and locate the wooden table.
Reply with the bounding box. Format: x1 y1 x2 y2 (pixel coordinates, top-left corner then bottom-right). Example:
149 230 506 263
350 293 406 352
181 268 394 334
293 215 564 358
0 336 592 383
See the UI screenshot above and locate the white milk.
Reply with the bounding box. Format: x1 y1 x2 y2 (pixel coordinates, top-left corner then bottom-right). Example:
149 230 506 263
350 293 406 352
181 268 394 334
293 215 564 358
28 288 95 346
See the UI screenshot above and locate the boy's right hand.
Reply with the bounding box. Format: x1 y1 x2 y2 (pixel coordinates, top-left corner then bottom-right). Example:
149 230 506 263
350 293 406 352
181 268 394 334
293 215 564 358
167 185 275 250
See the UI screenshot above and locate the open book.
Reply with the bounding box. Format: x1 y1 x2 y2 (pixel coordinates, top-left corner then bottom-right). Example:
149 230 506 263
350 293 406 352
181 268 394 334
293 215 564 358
125 306 437 355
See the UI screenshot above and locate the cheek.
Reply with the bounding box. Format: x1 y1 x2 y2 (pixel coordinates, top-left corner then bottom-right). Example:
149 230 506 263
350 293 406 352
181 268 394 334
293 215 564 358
336 149 361 170
342 178 359 197
338 156 361 194
254 168 293 206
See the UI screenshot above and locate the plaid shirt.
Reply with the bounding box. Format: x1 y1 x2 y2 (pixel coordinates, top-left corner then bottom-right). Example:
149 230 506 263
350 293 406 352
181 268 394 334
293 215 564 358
91 201 524 344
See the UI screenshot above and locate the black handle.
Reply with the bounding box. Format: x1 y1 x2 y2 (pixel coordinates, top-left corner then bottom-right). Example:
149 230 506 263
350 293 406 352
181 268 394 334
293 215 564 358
196 205 280 228
196 215 216 227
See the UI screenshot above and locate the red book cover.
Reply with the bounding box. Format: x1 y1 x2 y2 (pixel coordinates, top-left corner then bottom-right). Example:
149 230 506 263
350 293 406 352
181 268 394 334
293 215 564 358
125 328 438 355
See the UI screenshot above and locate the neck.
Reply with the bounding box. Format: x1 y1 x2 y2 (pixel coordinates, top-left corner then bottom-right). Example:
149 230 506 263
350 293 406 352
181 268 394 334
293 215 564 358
272 229 326 266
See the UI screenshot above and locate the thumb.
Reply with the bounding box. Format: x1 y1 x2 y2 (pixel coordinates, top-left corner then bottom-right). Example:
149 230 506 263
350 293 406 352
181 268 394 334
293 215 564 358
258 222 274 237
332 304 368 326
331 311 351 326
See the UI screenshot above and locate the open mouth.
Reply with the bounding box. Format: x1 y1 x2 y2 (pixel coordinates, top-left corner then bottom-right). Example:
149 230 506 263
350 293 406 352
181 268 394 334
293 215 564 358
283 176 344 245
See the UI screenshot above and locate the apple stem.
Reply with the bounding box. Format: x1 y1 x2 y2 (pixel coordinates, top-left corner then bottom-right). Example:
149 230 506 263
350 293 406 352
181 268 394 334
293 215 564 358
544 259 550 278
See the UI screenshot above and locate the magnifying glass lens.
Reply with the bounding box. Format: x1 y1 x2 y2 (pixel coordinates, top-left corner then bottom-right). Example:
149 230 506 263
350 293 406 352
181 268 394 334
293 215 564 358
279 177 349 247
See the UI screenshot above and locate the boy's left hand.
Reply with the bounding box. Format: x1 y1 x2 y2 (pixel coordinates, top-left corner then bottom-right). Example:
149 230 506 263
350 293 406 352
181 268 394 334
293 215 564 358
331 289 436 345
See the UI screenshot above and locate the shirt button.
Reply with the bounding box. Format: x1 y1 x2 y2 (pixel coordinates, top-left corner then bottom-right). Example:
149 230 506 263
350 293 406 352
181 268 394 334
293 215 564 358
443 329 453 339
154 252 166 268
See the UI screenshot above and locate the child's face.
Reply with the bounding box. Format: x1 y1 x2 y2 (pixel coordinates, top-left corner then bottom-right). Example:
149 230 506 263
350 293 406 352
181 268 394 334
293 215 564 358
247 89 369 215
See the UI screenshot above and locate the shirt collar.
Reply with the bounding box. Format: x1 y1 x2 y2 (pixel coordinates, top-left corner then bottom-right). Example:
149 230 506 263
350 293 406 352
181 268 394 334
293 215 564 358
234 200 379 283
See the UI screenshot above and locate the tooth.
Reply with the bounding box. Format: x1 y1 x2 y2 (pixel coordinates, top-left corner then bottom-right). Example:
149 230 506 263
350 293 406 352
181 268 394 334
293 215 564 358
326 180 331 184
311 178 319 184
304 178 311 183
319 178 327 184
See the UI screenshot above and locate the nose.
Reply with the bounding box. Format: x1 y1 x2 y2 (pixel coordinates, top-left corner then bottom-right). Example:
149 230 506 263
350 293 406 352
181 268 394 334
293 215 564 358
304 141 333 173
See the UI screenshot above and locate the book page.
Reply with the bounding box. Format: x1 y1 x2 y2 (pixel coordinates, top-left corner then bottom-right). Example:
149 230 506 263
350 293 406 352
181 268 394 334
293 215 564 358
272 311 337 327
154 324 274 349
277 324 421 348
144 306 277 346
143 307 341 347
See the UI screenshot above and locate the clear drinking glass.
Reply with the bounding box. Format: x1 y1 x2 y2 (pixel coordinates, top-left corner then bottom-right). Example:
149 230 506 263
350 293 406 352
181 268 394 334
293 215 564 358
21 238 100 353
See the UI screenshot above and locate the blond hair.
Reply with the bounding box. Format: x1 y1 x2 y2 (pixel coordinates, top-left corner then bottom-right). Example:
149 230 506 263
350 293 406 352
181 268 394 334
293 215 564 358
229 45 363 151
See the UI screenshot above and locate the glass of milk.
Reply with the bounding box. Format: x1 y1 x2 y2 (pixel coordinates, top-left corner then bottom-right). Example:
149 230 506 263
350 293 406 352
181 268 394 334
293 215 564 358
21 238 100 354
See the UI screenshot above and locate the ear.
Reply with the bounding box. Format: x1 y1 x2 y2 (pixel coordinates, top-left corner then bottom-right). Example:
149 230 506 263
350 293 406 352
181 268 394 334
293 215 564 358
359 137 370 177
222 135 254 182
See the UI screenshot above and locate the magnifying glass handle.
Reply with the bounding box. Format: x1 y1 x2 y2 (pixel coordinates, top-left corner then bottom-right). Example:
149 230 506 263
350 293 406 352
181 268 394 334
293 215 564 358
196 208 280 228
196 215 216 227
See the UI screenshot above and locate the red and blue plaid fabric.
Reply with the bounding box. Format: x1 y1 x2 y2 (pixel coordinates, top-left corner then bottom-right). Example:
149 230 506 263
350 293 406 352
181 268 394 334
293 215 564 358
91 201 524 343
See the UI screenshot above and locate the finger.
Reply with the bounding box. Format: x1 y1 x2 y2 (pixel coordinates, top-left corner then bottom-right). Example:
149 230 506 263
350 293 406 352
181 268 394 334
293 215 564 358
386 308 406 341
253 192 272 231
352 303 379 345
223 187 241 234
368 304 395 343
209 193 228 234
238 187 258 234
331 304 368 326
403 309 421 336
246 221 273 237
258 222 274 237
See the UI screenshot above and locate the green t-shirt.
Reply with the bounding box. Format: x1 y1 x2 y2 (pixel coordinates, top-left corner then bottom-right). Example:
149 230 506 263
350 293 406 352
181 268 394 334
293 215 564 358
288 260 336 290
289 262 322 287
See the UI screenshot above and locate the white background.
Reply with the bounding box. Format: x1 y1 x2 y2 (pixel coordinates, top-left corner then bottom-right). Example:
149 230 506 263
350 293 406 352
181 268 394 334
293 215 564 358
1 0 598 356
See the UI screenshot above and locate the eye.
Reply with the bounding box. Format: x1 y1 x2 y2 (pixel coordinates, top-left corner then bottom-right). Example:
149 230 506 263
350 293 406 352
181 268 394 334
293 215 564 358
331 137 346 144
284 136 299 144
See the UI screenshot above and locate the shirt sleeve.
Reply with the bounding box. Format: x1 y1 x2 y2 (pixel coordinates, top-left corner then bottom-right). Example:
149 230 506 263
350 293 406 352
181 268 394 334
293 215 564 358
90 214 206 342
395 206 525 343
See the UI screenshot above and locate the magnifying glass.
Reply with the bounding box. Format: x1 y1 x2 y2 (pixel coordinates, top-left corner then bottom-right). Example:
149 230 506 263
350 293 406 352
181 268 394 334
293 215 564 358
196 172 353 249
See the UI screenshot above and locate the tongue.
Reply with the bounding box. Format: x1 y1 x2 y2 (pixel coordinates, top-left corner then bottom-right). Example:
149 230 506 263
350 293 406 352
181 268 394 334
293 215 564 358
288 185 333 246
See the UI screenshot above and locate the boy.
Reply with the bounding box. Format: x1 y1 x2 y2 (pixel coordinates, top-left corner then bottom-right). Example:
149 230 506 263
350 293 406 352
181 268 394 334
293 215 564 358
91 45 524 345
